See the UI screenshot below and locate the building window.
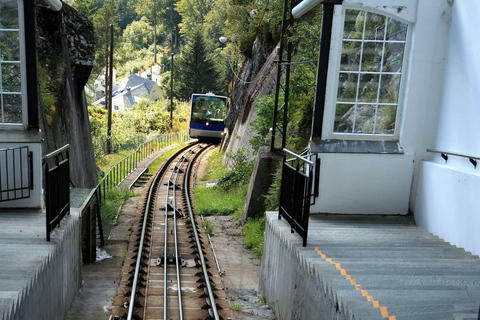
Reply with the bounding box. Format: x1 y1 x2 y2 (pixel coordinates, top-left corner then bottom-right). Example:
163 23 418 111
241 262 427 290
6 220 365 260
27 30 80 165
329 9 408 139
0 0 25 126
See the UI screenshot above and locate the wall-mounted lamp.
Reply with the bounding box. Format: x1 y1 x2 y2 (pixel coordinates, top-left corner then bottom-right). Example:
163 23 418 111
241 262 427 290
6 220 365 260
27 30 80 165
44 0 63 11
219 36 232 44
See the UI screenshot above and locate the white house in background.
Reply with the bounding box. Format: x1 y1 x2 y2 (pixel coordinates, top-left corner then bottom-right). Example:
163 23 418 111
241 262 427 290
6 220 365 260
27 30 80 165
90 68 120 101
93 74 162 111
302 0 480 256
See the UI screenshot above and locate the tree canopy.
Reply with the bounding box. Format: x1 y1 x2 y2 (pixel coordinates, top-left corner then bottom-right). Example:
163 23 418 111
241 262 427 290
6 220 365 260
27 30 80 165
175 28 221 99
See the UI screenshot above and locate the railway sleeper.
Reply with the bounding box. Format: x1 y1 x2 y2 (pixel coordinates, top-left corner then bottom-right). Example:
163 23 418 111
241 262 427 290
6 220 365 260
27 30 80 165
128 274 146 282
200 292 218 299
189 238 205 245
129 268 147 275
195 270 213 277
196 261 211 268
129 260 148 267
172 165 184 173
133 246 150 253
155 254 187 266
201 302 223 311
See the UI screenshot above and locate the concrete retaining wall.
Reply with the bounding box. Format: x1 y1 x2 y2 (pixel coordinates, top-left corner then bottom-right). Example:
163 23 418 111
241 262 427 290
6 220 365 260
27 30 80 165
5 212 82 320
259 212 347 320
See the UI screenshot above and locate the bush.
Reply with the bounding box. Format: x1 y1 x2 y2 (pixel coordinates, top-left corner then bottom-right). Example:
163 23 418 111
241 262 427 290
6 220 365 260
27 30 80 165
243 217 265 259
218 148 254 191
265 165 282 211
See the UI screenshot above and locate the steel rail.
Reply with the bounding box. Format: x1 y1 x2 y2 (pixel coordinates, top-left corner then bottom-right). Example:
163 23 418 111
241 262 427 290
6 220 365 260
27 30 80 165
163 144 202 320
184 147 221 320
164 151 183 320
200 215 222 275
127 142 196 320
128 167 148 189
126 153 160 320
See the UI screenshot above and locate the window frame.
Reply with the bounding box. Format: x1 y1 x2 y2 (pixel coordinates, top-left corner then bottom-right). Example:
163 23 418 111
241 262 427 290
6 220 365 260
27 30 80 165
0 0 28 129
321 5 412 141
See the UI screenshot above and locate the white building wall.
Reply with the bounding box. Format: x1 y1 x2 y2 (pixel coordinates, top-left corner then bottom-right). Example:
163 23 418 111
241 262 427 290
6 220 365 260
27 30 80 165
313 0 453 215
0 132 43 209
414 2 480 255
316 153 414 214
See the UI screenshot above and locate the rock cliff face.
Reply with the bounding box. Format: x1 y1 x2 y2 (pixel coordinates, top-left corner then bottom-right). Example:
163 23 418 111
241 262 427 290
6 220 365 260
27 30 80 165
36 3 98 188
223 35 278 163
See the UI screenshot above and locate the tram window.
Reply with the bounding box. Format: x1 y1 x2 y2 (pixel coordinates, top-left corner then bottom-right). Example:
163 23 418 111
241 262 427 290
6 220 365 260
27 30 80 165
191 96 227 124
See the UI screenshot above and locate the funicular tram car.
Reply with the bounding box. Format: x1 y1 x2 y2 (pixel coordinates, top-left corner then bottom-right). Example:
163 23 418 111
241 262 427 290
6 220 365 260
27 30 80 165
189 93 228 140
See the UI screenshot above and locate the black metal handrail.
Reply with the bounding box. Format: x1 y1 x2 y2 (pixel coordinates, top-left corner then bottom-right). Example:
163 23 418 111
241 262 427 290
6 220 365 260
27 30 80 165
279 148 316 246
0 146 33 202
427 148 479 169
43 144 70 241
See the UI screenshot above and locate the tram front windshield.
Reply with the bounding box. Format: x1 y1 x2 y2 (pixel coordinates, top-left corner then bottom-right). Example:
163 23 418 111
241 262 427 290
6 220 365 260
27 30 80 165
191 96 227 124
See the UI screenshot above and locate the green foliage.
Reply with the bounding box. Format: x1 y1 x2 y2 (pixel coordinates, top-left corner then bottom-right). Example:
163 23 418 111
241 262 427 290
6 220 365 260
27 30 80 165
37 64 58 126
248 8 323 153
249 95 280 152
218 148 254 191
117 0 139 30
101 188 136 220
243 217 265 258
231 303 243 311
264 165 281 211
202 218 215 235
88 99 190 160
175 28 222 99
122 17 154 51
175 0 215 36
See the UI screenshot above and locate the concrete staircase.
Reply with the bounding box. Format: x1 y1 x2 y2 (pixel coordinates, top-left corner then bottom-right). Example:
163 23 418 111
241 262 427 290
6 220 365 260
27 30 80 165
311 216 480 319
261 213 480 320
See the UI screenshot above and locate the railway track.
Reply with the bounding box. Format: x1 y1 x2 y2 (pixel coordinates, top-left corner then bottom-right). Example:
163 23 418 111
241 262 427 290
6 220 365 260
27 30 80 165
111 142 230 320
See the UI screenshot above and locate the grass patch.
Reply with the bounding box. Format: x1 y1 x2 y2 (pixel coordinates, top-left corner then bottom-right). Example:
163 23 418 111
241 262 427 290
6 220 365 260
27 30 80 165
101 188 136 220
202 218 215 236
202 148 228 181
98 149 133 174
193 184 248 216
147 143 189 174
243 217 265 259
193 148 267 260
231 302 243 311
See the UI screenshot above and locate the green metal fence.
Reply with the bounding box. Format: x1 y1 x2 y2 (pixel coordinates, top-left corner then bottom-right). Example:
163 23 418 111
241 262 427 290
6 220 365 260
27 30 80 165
96 131 188 204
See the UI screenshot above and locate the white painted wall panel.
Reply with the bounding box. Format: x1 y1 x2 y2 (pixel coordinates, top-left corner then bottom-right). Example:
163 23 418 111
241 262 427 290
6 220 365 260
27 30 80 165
312 152 414 214
415 161 480 256
413 2 480 255
434 2 480 156
315 1 452 215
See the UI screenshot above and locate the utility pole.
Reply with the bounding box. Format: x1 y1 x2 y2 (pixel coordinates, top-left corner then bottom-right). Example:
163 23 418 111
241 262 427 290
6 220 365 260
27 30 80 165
107 24 114 153
169 4 174 128
170 52 174 129
270 0 291 151
153 0 157 63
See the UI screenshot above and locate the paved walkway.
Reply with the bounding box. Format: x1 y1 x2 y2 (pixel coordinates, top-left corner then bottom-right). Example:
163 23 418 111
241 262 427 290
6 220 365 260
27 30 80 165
0 188 94 320
261 213 480 320
117 144 179 189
